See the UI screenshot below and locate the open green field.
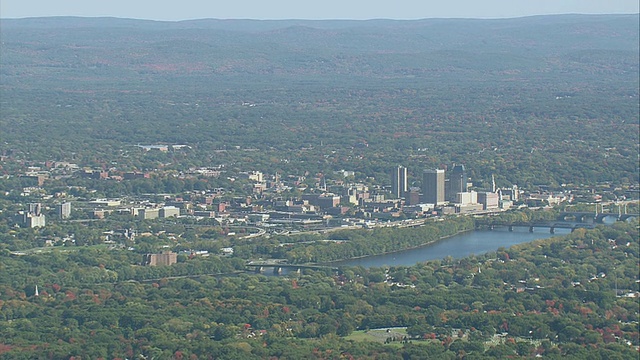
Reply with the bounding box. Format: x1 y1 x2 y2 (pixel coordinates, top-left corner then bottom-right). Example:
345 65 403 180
11 243 112 255
347 327 410 345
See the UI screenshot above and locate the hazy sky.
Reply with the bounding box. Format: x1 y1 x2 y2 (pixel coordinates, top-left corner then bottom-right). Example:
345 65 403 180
1 0 638 20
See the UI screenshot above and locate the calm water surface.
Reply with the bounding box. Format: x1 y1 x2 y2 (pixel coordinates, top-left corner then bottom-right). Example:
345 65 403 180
330 227 572 268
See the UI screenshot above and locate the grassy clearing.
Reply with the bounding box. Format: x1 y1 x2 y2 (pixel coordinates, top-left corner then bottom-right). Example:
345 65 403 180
346 327 409 344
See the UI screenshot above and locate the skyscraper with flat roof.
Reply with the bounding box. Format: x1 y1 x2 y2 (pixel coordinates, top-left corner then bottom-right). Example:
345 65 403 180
391 166 408 198
422 169 445 205
57 202 71 219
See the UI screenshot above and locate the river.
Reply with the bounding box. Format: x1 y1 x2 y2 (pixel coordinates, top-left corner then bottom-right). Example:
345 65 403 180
329 226 572 268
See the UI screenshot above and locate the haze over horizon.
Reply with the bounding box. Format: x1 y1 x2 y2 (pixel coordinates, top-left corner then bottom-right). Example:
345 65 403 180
1 0 638 21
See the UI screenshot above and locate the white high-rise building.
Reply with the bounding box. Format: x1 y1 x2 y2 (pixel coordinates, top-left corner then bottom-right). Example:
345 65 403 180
391 166 408 198
24 212 46 228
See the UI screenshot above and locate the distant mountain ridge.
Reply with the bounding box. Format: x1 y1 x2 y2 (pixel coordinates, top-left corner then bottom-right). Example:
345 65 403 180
1 13 638 34
1 14 637 87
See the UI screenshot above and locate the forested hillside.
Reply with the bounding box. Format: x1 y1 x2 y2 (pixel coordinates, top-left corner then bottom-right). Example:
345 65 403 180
1 15 638 187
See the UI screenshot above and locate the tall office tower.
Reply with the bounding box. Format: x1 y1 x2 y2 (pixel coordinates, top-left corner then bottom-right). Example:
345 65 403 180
422 169 445 205
391 166 408 198
28 203 42 216
446 164 467 202
56 202 71 219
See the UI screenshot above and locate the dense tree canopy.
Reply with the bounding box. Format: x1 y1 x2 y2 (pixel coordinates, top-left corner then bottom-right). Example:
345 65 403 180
0 222 637 359
1 15 638 188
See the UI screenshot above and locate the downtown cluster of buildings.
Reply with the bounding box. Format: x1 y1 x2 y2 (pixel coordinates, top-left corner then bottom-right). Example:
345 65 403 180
13 154 589 233
12 164 525 230
391 165 519 215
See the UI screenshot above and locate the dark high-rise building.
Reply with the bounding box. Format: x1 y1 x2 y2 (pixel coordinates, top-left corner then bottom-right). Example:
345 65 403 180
391 166 408 198
422 169 445 205
447 164 467 202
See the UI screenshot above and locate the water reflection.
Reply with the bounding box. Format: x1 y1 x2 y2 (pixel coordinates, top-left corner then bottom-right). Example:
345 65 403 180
331 227 572 268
